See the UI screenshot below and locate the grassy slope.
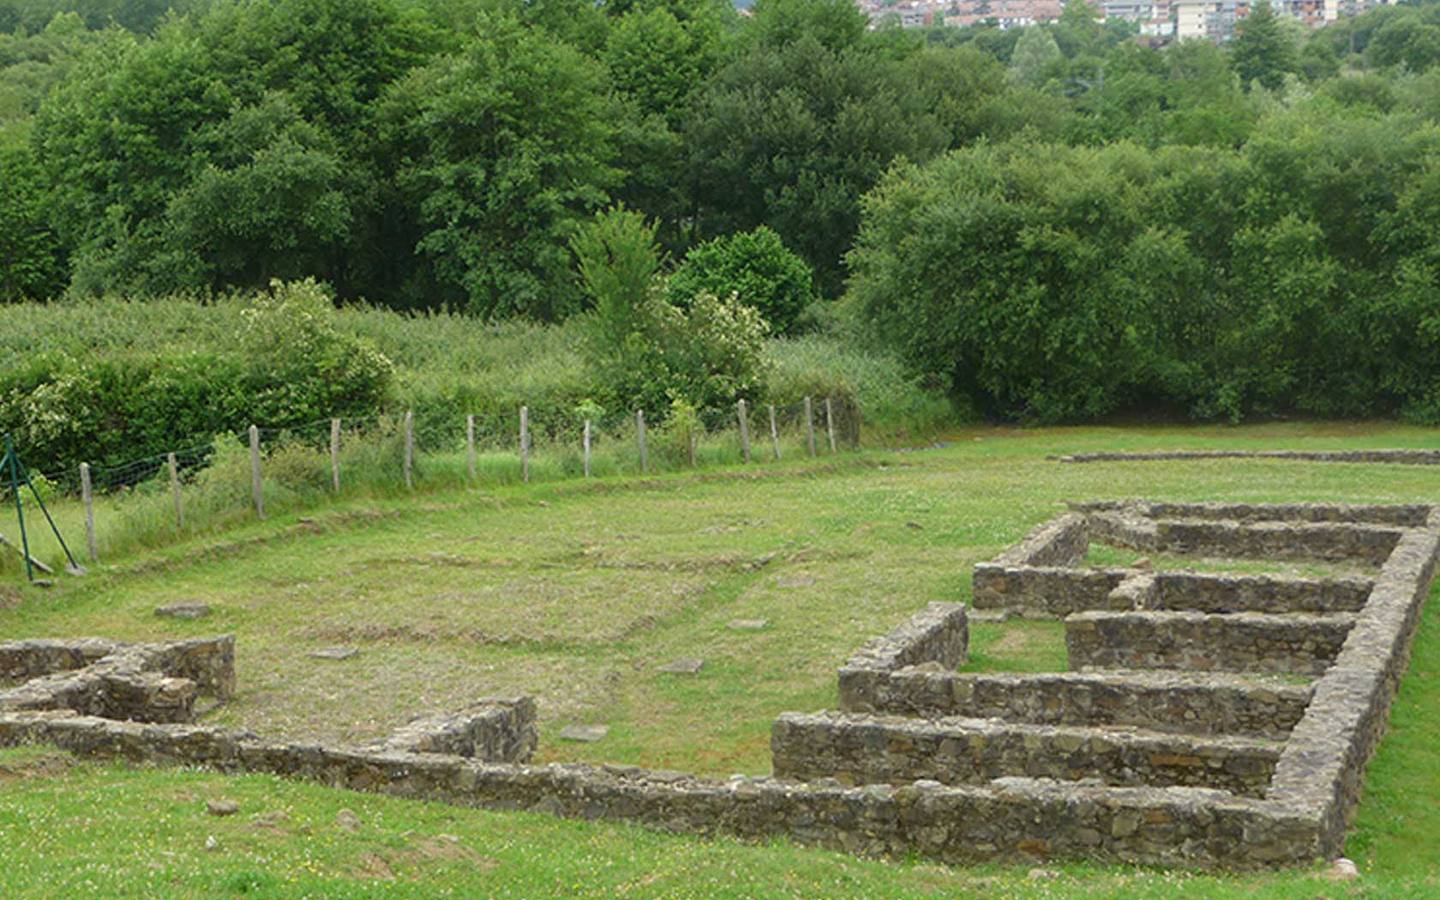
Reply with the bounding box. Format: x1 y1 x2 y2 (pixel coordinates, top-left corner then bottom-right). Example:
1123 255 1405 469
1 422 1438 896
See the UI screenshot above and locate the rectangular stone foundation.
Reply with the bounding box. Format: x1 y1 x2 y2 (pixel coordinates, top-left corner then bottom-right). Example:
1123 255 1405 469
838 669 1311 740
1 503 1434 871
771 713 1281 797
1065 611 1354 676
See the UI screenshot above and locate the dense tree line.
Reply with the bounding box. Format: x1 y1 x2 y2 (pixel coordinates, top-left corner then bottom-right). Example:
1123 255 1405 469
3 0 1440 424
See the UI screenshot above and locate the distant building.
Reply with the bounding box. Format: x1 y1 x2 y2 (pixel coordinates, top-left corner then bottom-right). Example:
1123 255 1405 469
863 0 1356 36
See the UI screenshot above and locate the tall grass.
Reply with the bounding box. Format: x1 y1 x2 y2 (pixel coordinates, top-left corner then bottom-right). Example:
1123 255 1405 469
0 408 862 578
0 296 959 447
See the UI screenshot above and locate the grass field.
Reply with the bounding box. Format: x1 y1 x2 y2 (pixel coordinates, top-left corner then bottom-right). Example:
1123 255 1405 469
2 422 1439 896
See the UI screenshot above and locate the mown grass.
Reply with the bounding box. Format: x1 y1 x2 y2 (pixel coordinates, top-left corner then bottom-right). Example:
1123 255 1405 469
0 422 1438 896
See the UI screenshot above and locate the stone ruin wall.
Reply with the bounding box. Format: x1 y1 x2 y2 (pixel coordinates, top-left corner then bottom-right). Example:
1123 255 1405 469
1 500 1437 870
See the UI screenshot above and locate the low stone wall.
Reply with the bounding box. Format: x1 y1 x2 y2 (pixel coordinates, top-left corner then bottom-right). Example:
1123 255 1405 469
838 669 1310 740
972 566 1373 619
1151 572 1373 614
971 565 1132 617
1066 611 1355 676
0 636 235 723
379 697 537 763
771 712 1281 797
1266 513 1440 854
1153 520 1400 565
840 602 968 673
0 638 118 681
987 513 1089 567
1135 502 1431 527
1059 450 1440 469
0 709 1320 868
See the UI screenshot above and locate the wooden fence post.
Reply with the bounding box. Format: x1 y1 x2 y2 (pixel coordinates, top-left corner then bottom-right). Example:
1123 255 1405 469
804 397 816 457
79 462 98 563
168 452 183 530
330 418 341 493
768 404 781 461
466 414 477 481
825 397 838 454
520 406 530 483
636 410 648 474
249 425 264 519
583 419 592 478
403 410 415 489
737 400 751 464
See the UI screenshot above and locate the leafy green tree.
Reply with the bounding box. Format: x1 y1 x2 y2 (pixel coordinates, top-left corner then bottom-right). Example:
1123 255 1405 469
32 0 441 297
572 205 665 351
744 0 866 54
1369 16 1440 72
0 143 64 300
602 2 732 251
163 94 355 289
1008 27 1062 88
1231 0 1298 92
606 9 701 125
685 4 1006 296
379 16 617 319
848 142 1200 421
0 0 194 34
573 206 768 419
669 226 815 333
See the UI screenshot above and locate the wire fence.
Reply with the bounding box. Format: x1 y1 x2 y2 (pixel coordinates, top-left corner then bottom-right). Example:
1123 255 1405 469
3 395 863 571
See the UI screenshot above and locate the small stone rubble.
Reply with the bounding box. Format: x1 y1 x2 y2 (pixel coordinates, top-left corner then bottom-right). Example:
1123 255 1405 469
0 501 1434 870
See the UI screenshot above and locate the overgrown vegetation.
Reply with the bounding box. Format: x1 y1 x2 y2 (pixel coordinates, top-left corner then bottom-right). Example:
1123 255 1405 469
0 289 949 479
8 0 1440 428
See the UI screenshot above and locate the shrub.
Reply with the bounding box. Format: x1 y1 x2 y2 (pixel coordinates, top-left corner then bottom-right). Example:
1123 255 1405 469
573 208 771 425
668 226 817 334
0 279 394 479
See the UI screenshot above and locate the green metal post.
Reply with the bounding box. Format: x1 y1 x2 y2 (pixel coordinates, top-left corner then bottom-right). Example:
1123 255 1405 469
20 461 81 573
5 435 33 583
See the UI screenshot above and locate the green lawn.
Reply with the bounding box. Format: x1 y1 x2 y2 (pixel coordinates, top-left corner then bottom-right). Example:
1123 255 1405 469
2 422 1439 896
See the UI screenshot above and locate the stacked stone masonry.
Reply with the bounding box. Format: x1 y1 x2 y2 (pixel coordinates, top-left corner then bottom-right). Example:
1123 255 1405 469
1 501 1436 870
0 636 234 724
771 712 1282 797
1065 611 1356 676
1059 450 1440 467
838 669 1311 740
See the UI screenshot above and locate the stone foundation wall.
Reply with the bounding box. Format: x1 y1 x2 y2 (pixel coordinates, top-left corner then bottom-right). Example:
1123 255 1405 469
971 566 1132 616
1153 520 1400 565
1065 611 1354 676
1151 573 1373 614
988 513 1089 567
0 709 1321 869
771 712 1281 797
0 636 235 723
0 638 118 681
1265 515 1440 854
973 567 1374 619
380 697 537 763
1059 450 1440 470
838 669 1310 740
4 502 1436 871
840 602 968 673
